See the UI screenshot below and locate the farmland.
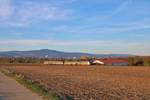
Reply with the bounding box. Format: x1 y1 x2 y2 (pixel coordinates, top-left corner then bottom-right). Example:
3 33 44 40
0 64 150 100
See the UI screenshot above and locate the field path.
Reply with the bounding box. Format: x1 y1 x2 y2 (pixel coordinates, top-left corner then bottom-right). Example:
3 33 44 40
0 72 43 100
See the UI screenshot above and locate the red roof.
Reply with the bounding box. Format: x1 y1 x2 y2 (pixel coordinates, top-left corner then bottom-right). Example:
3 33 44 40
97 59 128 64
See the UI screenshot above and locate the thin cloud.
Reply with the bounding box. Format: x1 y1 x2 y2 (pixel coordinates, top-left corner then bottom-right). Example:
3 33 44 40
0 39 110 46
0 39 150 55
17 2 70 22
111 0 132 16
0 0 13 20
82 0 133 23
0 39 147 47
0 0 72 27
49 18 150 35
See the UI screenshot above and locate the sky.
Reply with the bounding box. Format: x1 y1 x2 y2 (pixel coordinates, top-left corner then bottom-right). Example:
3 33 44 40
0 0 150 55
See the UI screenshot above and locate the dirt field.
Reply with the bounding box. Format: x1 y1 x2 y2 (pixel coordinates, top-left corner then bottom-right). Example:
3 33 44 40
0 64 150 100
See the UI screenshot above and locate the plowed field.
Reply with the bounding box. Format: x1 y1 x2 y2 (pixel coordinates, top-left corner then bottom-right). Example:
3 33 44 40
0 64 150 100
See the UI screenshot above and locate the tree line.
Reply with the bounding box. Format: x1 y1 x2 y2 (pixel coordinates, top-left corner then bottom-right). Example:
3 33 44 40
0 57 46 64
0 56 150 66
127 56 150 66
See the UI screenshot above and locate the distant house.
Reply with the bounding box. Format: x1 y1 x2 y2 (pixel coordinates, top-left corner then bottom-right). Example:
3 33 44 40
92 59 128 66
44 59 128 66
92 60 104 65
44 60 90 65
101 59 128 66
64 60 90 65
44 61 64 65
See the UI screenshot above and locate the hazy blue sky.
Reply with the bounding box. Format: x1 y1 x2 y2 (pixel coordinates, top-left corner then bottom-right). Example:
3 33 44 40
0 0 150 55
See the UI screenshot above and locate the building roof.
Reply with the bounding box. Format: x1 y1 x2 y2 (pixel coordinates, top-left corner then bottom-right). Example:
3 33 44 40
93 60 104 64
97 59 128 64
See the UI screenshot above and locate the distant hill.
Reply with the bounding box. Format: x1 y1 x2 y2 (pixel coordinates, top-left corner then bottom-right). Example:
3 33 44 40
0 49 130 58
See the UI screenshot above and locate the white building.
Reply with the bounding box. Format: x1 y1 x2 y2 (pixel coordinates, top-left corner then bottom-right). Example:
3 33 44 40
92 60 104 65
44 61 64 65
